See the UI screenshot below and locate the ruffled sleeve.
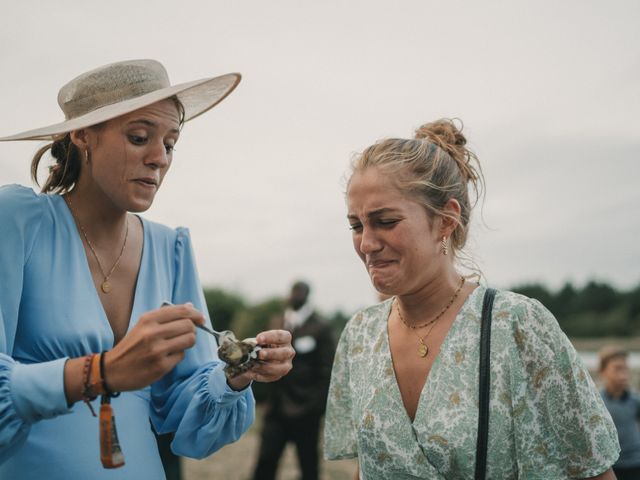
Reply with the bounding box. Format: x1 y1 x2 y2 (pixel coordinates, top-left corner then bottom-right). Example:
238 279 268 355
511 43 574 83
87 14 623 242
149 227 255 459
323 313 358 459
0 185 72 463
507 295 620 478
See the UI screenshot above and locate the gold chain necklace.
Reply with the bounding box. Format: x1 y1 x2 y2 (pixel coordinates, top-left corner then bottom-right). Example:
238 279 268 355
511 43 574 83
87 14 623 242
396 276 465 357
65 196 129 294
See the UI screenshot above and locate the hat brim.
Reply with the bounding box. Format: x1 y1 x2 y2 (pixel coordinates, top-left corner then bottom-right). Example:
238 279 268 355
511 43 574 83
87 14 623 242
0 73 241 142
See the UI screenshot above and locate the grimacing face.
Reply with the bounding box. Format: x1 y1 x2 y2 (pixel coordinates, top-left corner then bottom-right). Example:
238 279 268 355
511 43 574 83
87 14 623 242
347 167 445 296
74 99 181 212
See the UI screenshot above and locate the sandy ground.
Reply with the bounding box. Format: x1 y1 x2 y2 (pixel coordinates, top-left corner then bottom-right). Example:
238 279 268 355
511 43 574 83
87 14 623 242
183 407 357 480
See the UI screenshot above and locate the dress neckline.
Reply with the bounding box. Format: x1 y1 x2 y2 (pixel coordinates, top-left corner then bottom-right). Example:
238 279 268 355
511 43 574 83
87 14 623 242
57 194 147 347
384 284 483 427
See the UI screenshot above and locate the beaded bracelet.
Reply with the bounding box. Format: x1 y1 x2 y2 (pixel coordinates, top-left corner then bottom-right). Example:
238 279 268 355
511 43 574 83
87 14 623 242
81 353 98 417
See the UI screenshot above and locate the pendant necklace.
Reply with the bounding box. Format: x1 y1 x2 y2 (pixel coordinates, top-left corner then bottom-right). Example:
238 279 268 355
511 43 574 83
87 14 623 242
396 276 465 357
65 196 129 294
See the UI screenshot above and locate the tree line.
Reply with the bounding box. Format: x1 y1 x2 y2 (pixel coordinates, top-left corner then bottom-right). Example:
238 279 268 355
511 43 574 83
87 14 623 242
203 279 640 341
512 280 640 338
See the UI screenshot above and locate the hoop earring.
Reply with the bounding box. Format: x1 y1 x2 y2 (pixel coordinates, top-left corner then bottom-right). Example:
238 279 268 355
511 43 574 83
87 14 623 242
85 149 90 164
441 237 449 255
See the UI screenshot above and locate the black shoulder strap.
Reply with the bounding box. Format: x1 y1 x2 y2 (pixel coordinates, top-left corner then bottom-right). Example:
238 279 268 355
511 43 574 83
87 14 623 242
475 287 496 480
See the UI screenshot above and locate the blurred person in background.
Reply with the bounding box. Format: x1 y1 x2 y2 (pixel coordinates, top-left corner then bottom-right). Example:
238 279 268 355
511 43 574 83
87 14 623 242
252 281 336 480
599 346 640 480
323 119 620 479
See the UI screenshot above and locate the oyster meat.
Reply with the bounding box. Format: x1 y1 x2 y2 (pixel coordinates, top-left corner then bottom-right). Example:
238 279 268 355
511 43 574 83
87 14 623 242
217 331 262 379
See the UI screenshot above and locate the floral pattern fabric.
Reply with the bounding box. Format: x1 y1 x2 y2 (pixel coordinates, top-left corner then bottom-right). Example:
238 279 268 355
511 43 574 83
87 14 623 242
324 286 620 479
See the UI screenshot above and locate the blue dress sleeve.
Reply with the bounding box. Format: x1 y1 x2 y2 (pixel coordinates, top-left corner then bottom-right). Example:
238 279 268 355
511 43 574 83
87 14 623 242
149 227 255 459
0 185 71 464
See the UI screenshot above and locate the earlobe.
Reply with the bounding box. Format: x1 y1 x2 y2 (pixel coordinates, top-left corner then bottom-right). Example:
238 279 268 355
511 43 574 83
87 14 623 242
440 198 462 237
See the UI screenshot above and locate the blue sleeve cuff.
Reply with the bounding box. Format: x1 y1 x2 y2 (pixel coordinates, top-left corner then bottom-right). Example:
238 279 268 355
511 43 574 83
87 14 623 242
11 358 72 423
207 364 252 405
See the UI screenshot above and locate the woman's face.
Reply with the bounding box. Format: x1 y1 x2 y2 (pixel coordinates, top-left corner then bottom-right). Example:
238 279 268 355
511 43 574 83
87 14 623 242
347 167 444 296
77 99 180 212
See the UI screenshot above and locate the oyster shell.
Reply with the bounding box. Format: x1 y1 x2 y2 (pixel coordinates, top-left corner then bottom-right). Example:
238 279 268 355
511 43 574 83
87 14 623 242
217 331 262 379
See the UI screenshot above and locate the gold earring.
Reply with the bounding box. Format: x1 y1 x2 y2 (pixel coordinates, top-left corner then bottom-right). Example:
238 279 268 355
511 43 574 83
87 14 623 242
85 149 90 163
441 237 449 255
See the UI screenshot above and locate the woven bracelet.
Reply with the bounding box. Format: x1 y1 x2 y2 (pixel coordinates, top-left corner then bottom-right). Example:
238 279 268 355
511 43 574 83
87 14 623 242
100 351 120 398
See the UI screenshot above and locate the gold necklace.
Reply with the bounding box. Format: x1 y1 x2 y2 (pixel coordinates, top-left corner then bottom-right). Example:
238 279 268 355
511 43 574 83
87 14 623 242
396 276 465 357
65 196 129 294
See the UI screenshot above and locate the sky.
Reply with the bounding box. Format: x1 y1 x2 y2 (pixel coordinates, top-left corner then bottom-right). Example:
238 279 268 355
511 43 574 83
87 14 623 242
1 1 638 314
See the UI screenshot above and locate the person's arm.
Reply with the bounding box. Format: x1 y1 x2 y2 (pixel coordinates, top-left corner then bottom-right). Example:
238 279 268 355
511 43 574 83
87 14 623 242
324 316 359 460
0 186 73 464
146 227 292 459
147 227 255 458
508 295 620 477
149 322 293 459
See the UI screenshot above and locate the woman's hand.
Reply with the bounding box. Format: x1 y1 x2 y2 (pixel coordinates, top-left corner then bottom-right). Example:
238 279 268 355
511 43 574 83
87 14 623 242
227 329 295 391
103 303 205 392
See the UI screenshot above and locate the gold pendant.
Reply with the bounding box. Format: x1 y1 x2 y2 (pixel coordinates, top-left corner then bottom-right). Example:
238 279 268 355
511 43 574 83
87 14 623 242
418 343 428 357
101 281 112 293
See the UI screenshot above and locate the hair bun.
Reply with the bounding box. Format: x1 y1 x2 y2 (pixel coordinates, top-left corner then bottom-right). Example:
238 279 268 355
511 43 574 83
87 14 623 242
50 136 70 161
414 118 478 183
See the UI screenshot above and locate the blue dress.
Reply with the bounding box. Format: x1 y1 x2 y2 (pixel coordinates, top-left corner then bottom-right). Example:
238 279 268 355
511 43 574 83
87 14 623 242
0 185 255 479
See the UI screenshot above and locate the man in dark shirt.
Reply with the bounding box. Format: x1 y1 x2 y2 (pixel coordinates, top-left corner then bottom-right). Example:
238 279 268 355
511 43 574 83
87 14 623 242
599 346 640 480
252 281 336 480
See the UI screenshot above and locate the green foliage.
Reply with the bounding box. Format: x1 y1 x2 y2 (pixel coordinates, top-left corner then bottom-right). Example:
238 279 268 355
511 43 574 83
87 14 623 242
572 281 620 314
230 297 285 341
327 310 350 336
555 282 578 318
203 288 246 332
560 306 632 337
512 281 640 338
510 284 555 311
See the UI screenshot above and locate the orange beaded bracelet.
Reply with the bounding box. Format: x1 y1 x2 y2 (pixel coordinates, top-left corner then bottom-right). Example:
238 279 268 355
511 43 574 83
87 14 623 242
81 353 98 416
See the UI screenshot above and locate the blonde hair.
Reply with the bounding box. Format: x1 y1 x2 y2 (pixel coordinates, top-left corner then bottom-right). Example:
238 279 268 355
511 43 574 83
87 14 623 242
349 118 484 262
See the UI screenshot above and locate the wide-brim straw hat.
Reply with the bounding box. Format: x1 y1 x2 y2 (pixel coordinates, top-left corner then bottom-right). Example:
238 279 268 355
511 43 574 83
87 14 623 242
0 59 241 142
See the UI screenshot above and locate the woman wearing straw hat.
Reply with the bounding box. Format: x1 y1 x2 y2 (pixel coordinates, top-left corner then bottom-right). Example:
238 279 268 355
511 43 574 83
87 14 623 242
323 120 619 479
0 59 294 479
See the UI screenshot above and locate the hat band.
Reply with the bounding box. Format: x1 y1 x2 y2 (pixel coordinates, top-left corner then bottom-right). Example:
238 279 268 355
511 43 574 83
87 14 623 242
62 77 169 120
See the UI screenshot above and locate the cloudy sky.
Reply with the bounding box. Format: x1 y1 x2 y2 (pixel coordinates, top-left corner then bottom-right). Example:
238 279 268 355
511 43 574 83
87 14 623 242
1 1 638 314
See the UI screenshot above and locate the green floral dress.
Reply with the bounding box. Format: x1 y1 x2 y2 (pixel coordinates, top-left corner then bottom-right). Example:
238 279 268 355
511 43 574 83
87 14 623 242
324 286 620 479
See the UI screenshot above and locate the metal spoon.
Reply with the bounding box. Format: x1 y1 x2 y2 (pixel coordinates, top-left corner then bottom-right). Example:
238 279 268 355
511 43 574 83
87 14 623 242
160 301 260 367
161 301 226 340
